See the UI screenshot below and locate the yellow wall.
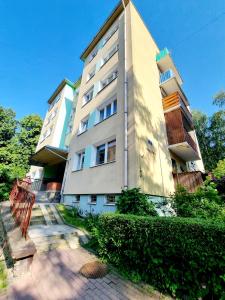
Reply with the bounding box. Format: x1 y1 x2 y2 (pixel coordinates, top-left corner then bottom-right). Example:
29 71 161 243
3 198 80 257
128 2 175 196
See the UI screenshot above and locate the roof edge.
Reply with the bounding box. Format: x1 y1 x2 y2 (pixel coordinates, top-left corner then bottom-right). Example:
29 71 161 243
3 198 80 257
80 0 130 61
47 79 76 104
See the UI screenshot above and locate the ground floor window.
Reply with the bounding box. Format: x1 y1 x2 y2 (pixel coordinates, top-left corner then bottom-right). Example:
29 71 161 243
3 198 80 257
90 195 97 203
106 195 116 204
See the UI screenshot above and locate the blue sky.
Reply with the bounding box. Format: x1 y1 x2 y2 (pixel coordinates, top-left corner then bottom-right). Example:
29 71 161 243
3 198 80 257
0 0 224 120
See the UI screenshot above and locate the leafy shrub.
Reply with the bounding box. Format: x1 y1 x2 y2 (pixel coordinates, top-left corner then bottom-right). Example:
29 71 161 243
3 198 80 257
95 214 225 298
116 188 157 216
171 185 224 219
213 159 225 178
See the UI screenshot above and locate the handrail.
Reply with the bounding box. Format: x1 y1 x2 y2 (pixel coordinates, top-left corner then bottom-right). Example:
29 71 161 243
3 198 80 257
9 180 35 239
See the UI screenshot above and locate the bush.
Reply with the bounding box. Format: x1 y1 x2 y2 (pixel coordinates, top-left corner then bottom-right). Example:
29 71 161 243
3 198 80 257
95 214 225 298
116 188 157 216
213 159 225 179
171 185 224 219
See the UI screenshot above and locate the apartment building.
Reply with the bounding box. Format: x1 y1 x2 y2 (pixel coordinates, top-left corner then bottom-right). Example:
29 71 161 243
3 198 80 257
29 79 80 194
30 0 204 214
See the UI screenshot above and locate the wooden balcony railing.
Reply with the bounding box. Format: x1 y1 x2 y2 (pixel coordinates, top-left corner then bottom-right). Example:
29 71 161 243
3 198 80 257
162 92 192 121
164 109 197 153
173 171 203 192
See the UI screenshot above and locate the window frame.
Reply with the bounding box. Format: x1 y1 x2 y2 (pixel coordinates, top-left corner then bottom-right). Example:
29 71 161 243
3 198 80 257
101 44 119 67
75 151 85 171
83 86 94 105
99 69 118 92
102 24 119 46
78 116 89 135
90 195 97 204
106 194 116 204
97 99 117 124
95 139 116 166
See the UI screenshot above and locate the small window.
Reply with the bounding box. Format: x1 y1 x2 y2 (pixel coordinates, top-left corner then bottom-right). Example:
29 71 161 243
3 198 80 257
76 151 85 170
102 25 119 46
96 144 106 165
106 104 111 118
75 195 80 202
106 195 116 204
97 99 117 123
100 70 118 91
87 67 95 81
79 117 88 134
89 48 98 63
99 109 104 122
113 100 117 114
83 87 94 105
90 195 97 203
107 140 116 163
101 44 119 66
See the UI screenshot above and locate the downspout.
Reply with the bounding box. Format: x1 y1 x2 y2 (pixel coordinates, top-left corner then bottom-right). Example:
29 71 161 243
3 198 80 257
122 0 128 189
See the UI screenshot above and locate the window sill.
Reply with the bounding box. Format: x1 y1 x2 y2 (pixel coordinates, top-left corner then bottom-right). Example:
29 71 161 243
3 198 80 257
104 203 116 206
97 77 117 96
100 50 118 70
82 99 92 108
90 160 116 169
88 202 97 205
86 75 95 84
94 112 117 126
72 168 83 173
77 130 87 136
102 28 118 48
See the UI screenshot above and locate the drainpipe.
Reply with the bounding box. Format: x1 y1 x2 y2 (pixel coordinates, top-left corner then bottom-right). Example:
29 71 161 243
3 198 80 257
122 0 128 189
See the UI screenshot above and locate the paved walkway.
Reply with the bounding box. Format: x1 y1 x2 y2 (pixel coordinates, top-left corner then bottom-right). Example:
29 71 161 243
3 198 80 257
5 247 159 300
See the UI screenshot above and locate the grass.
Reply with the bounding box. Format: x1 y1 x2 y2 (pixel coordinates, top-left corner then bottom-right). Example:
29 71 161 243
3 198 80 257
56 204 89 231
0 261 7 291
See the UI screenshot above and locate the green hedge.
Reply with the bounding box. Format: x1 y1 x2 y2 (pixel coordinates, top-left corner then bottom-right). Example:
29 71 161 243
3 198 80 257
96 214 225 299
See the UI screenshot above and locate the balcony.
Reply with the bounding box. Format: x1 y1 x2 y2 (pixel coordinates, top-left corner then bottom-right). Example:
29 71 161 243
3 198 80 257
173 171 203 192
164 109 199 161
163 92 193 125
156 48 182 85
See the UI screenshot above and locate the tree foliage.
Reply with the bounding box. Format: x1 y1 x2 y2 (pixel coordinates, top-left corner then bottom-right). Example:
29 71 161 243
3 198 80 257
0 106 42 200
192 108 225 171
213 90 225 108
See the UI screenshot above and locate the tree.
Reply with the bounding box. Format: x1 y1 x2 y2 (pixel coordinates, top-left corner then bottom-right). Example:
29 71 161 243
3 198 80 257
193 105 225 171
0 106 42 200
213 90 225 108
0 107 16 147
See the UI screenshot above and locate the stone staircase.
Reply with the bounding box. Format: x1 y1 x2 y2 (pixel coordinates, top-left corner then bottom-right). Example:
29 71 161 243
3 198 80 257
35 191 61 203
28 203 88 253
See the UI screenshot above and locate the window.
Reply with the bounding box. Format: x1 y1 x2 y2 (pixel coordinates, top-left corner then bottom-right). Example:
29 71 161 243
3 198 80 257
79 117 88 134
40 126 53 143
87 67 95 81
83 87 94 105
76 151 85 170
90 195 97 203
103 25 119 46
51 108 58 120
95 139 116 165
49 94 61 111
75 195 80 202
88 48 98 63
102 44 119 66
107 140 116 163
106 195 116 204
96 144 105 165
100 70 118 91
97 99 117 123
